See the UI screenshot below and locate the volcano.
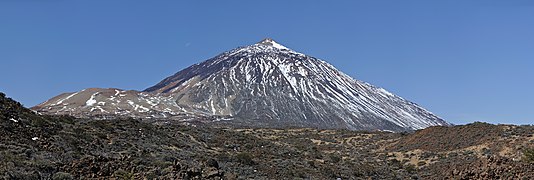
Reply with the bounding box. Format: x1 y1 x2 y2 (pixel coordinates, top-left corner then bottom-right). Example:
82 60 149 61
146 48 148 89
33 38 449 131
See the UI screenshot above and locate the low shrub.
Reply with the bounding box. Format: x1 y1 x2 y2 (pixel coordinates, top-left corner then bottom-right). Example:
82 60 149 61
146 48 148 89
404 164 417 173
52 172 74 180
235 152 255 165
524 148 534 162
328 154 342 163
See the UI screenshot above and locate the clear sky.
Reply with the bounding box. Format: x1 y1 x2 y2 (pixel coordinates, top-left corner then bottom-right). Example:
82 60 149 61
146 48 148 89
1 0 533 125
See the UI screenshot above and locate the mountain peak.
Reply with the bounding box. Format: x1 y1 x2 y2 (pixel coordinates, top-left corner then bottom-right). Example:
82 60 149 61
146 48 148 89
257 38 288 50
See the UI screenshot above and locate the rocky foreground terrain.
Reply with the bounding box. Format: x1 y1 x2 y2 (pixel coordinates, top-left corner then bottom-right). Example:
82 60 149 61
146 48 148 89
1 92 533 179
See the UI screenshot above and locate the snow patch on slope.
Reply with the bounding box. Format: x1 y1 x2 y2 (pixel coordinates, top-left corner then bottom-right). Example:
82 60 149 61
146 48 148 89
53 91 81 106
86 93 98 106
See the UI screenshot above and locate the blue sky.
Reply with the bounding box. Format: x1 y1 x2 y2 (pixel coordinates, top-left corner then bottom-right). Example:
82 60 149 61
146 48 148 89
1 0 533 125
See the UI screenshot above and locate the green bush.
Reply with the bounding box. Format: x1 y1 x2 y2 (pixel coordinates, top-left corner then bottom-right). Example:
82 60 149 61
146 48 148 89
52 172 74 180
404 164 417 173
328 154 342 163
31 118 49 127
524 148 534 162
235 152 255 165
113 169 135 180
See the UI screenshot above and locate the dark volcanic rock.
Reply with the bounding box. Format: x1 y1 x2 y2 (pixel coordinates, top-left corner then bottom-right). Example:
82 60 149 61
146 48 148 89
2 93 534 178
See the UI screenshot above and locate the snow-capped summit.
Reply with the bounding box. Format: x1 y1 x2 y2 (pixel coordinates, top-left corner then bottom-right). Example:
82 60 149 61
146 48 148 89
257 38 289 50
33 39 450 131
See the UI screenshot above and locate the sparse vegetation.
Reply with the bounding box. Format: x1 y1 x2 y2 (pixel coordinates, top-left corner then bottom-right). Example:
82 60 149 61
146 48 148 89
1 92 534 179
